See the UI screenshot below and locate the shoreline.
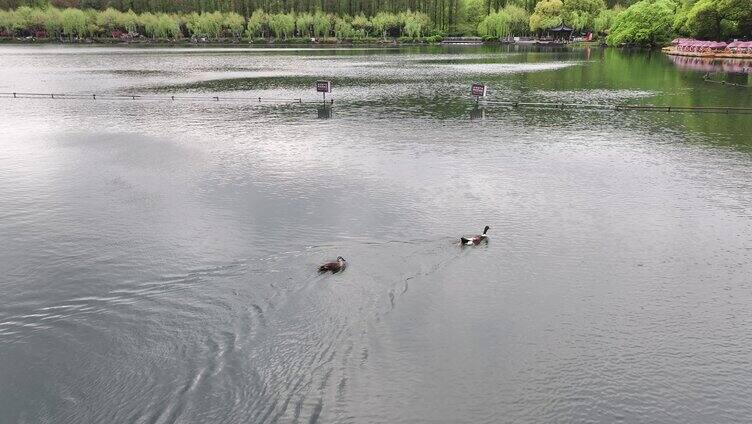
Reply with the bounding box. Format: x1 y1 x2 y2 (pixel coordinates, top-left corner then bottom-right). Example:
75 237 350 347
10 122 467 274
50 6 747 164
1 37 434 48
663 47 752 60
0 37 602 48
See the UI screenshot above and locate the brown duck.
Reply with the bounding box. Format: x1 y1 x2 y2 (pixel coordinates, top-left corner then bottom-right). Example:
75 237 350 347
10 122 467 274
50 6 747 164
460 226 490 246
318 256 347 273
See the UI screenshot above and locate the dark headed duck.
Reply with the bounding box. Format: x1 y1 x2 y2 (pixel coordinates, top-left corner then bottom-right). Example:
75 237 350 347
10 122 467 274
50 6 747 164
319 256 347 273
460 226 490 246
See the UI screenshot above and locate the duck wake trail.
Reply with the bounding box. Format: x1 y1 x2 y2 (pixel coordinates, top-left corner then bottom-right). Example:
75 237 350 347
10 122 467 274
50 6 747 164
0 238 464 423
219 237 464 423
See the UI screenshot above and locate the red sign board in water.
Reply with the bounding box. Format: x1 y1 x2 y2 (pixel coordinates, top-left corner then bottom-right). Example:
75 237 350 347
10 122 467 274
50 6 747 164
471 83 487 97
316 81 332 93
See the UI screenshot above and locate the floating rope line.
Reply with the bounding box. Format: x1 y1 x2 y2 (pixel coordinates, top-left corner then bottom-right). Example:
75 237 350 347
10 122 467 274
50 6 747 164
3 91 748 114
702 74 751 88
481 99 752 114
0 92 332 105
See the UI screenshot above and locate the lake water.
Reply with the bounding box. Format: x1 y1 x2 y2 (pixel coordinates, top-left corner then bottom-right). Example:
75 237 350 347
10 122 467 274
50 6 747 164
1 45 751 423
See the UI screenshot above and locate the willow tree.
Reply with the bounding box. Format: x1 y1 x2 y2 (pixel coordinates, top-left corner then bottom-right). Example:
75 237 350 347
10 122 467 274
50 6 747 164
224 12 245 38
529 0 563 31
351 13 371 36
505 4 531 35
96 7 123 34
562 0 605 31
185 12 223 39
17 5 48 33
122 10 138 33
371 11 399 39
398 11 429 37
593 6 619 35
0 10 19 35
268 12 294 38
606 0 678 46
479 5 528 37
61 7 87 39
246 9 268 38
43 7 64 38
156 13 181 38
139 12 159 37
334 15 355 38
296 12 313 37
312 11 330 37
478 9 509 37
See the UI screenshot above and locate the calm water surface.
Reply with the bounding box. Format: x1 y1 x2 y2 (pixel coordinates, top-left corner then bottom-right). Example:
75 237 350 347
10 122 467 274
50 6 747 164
1 45 752 423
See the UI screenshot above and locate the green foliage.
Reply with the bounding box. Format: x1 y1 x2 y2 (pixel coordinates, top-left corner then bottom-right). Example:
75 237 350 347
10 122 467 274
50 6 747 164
0 10 18 35
122 10 137 33
403 17 420 37
95 7 120 32
43 7 64 37
0 0 458 35
0 6 66 37
455 0 485 35
61 7 87 39
478 9 509 37
672 5 689 35
593 6 619 34
296 12 313 37
246 9 268 38
562 0 605 31
268 12 294 39
334 15 355 39
185 11 223 39
139 11 158 38
156 14 180 38
18 5 46 32
530 0 563 31
507 0 539 13
399 11 429 38
606 0 679 46
351 13 371 37
505 4 531 35
312 11 331 38
371 11 399 39
0 6 438 40
84 8 100 36
224 12 245 38
205 11 224 38
681 0 752 40
13 6 31 29
478 5 530 38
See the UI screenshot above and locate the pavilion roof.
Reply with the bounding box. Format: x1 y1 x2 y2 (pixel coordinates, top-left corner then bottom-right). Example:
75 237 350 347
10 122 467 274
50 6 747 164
547 23 574 32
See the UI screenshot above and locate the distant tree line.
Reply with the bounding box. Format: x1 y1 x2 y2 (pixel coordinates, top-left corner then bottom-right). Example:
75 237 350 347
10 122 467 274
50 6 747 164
0 6 439 39
0 0 644 34
2 0 748 43
0 0 480 33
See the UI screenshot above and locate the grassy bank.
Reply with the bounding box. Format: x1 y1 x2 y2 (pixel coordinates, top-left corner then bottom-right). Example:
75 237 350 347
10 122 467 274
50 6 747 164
0 35 447 46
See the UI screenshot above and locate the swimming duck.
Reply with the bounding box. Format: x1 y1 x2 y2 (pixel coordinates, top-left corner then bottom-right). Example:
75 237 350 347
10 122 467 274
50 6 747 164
319 256 347 273
460 226 490 246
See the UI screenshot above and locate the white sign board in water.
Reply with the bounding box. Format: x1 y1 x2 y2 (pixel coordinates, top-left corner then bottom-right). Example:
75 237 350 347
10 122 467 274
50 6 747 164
471 83 487 98
316 80 332 103
316 81 332 93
